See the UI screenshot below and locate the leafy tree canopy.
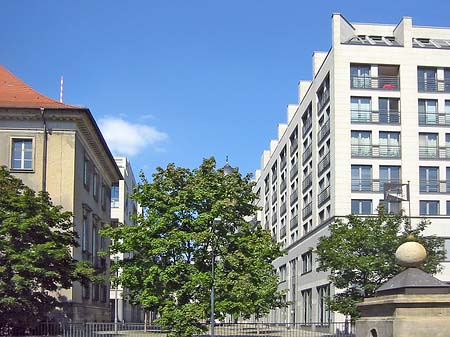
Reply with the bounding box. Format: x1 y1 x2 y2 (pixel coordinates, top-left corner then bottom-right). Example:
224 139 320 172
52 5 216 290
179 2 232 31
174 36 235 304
0 167 97 329
102 158 285 337
316 207 445 318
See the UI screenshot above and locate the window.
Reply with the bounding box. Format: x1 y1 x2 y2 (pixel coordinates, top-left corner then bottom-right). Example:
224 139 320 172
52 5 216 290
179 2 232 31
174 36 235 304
420 167 439 192
101 182 107 210
447 201 450 216
351 199 372 215
301 251 312 274
419 133 439 158
351 131 372 156
317 284 331 325
379 98 400 123
111 184 119 208
418 67 437 92
82 282 90 299
83 157 90 189
351 165 372 191
100 284 108 303
419 99 438 125
420 200 439 215
301 289 312 324
279 264 287 282
82 210 90 253
351 97 372 122
11 139 33 170
379 131 400 157
93 170 99 200
351 64 371 88
380 166 401 191
380 200 401 214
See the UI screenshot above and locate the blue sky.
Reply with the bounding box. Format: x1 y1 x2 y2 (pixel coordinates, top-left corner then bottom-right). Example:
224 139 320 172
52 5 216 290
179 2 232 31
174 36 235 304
2 0 449 179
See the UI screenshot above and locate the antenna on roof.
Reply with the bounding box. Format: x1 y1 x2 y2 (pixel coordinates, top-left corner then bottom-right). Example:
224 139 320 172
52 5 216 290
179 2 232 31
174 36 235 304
59 75 64 103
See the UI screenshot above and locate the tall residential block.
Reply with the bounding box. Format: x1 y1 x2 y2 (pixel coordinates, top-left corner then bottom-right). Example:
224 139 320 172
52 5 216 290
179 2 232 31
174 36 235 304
253 14 450 324
0 65 122 322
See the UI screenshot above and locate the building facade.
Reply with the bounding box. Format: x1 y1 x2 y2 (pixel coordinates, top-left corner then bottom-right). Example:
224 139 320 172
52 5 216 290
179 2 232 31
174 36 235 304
0 65 122 322
253 14 450 324
109 156 143 322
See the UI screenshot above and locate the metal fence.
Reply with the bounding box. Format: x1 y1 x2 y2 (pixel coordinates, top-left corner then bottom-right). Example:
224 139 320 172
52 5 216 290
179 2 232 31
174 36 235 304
1 322 355 337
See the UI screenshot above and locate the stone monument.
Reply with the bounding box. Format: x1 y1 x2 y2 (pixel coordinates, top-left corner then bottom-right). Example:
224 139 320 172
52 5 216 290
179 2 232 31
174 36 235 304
356 236 450 337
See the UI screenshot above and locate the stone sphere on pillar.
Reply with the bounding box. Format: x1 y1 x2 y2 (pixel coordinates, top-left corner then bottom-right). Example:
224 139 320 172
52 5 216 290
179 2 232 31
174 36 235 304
395 238 427 268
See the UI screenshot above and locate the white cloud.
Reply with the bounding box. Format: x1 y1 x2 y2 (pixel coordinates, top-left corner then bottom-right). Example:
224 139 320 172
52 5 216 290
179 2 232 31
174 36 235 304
99 117 168 157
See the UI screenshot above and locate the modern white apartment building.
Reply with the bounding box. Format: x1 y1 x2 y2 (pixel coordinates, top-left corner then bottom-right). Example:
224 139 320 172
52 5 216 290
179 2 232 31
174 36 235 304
253 14 450 324
109 157 143 322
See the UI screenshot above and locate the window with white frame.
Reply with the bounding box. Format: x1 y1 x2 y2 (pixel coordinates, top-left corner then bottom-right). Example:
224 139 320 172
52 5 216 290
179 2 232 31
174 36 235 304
301 251 312 274
420 200 439 215
11 139 33 170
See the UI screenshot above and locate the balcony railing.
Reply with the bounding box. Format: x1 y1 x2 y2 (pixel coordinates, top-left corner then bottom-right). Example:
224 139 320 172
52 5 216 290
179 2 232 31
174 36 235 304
351 179 402 192
302 202 312 220
351 110 400 124
318 186 330 206
272 191 277 204
318 152 330 176
302 173 312 192
419 180 450 193
351 145 401 158
419 112 450 126
272 173 277 184
351 75 400 90
318 120 330 145
302 144 312 164
290 189 298 205
280 202 287 216
280 158 287 170
290 215 298 229
265 183 270 194
290 162 298 181
302 118 312 137
290 138 298 155
264 200 270 212
419 146 450 159
317 90 330 112
418 79 450 93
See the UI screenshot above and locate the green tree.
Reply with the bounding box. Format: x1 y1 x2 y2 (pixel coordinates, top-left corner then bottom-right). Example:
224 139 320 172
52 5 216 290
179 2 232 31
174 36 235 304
316 207 445 319
0 167 96 329
102 158 285 337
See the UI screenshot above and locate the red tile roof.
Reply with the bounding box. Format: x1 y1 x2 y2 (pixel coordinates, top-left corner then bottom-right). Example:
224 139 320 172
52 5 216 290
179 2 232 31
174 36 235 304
0 65 79 109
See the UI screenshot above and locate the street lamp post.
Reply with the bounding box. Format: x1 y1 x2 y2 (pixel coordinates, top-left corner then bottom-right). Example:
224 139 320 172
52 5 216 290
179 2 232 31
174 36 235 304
114 255 119 332
210 159 233 337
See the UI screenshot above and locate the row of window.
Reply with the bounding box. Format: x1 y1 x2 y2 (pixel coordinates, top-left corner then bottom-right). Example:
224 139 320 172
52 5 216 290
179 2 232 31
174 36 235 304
351 199 450 216
82 282 108 302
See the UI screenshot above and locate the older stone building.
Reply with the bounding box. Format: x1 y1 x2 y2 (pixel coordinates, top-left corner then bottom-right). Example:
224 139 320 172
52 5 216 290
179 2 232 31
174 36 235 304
0 65 122 322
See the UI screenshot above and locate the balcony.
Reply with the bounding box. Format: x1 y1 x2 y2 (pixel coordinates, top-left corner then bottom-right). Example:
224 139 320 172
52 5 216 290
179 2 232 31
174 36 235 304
351 145 401 158
302 144 312 164
280 202 287 216
418 79 450 93
351 110 400 124
318 185 330 206
302 202 312 220
264 200 270 213
419 180 450 193
318 153 330 176
317 90 330 113
271 174 277 185
317 120 330 145
419 146 450 159
290 189 298 205
302 173 312 192
352 179 402 192
290 138 298 155
272 191 277 204
290 162 298 181
419 112 450 126
265 183 270 194
351 75 400 90
302 118 312 137
290 215 298 230
280 158 287 170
